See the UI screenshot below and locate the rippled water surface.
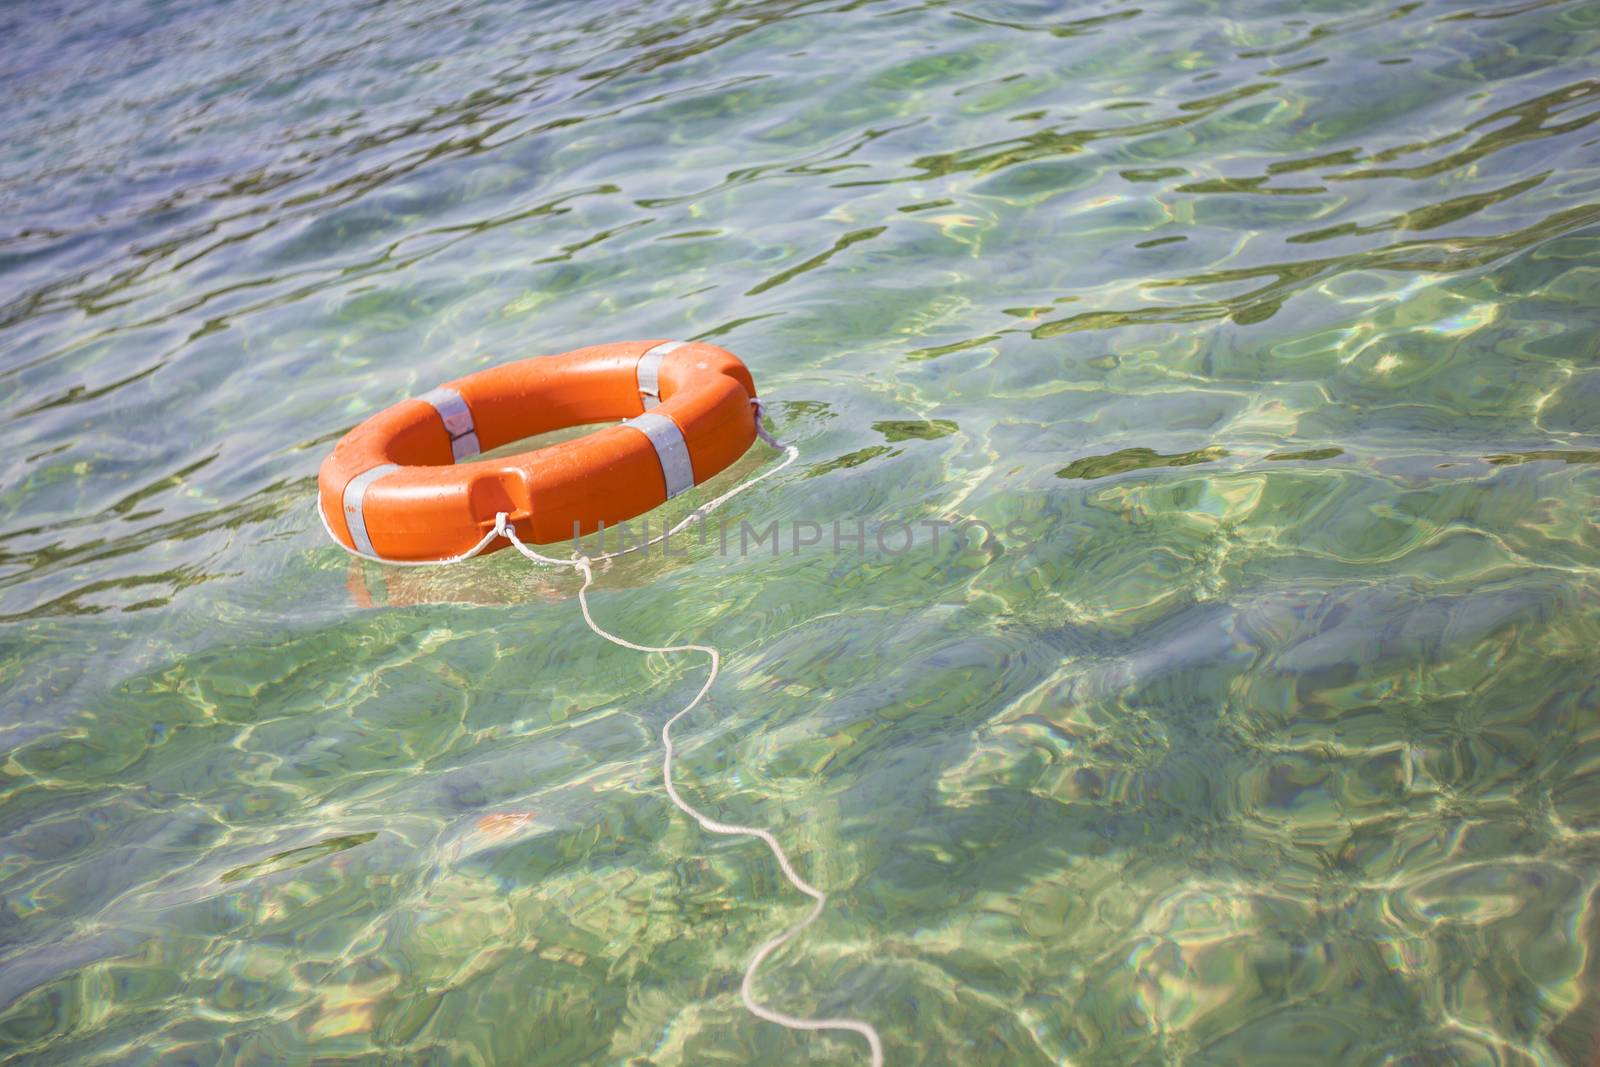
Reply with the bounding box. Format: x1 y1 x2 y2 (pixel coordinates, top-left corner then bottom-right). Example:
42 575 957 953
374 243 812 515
4 0 1600 1062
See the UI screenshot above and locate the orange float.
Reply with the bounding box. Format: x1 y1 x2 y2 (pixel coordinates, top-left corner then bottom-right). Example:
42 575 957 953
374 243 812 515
317 340 760 561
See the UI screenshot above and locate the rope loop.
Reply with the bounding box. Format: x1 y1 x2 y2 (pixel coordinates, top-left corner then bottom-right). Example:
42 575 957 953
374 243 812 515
751 396 783 449
321 419 882 1066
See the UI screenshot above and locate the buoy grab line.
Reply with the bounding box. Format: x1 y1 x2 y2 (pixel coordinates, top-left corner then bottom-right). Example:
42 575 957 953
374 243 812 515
319 400 883 1066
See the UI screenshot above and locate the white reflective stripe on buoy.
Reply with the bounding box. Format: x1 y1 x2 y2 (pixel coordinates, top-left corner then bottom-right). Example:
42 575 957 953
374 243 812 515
636 341 685 410
623 412 694 499
342 463 400 557
419 386 480 461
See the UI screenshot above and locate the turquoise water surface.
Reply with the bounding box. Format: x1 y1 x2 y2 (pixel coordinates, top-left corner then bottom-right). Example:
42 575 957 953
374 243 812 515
4 0 1600 1063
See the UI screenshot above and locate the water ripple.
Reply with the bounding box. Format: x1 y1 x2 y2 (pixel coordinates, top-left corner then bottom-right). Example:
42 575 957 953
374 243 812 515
2 0 1599 1062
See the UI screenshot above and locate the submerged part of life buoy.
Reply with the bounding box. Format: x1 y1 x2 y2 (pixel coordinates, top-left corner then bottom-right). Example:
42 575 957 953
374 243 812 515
317 340 759 561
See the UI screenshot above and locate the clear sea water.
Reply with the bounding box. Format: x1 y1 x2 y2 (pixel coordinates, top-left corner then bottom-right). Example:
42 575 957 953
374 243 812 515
3 0 1600 1063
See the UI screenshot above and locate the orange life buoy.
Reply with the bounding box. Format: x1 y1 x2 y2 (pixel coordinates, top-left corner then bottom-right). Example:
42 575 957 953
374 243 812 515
317 340 759 561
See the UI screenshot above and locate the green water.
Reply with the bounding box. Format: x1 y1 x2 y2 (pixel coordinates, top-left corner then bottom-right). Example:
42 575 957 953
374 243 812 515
4 0 1600 1062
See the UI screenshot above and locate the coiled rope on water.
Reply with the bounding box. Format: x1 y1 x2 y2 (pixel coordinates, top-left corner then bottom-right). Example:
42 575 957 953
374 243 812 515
319 401 884 1065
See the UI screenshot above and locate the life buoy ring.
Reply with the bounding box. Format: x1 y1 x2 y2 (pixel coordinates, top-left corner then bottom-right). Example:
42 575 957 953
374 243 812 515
317 340 760 561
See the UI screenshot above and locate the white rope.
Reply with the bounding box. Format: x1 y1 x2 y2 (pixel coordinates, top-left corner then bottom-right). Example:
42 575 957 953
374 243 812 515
586 442 797 565
322 401 883 1065
317 495 502 567
499 521 884 1067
